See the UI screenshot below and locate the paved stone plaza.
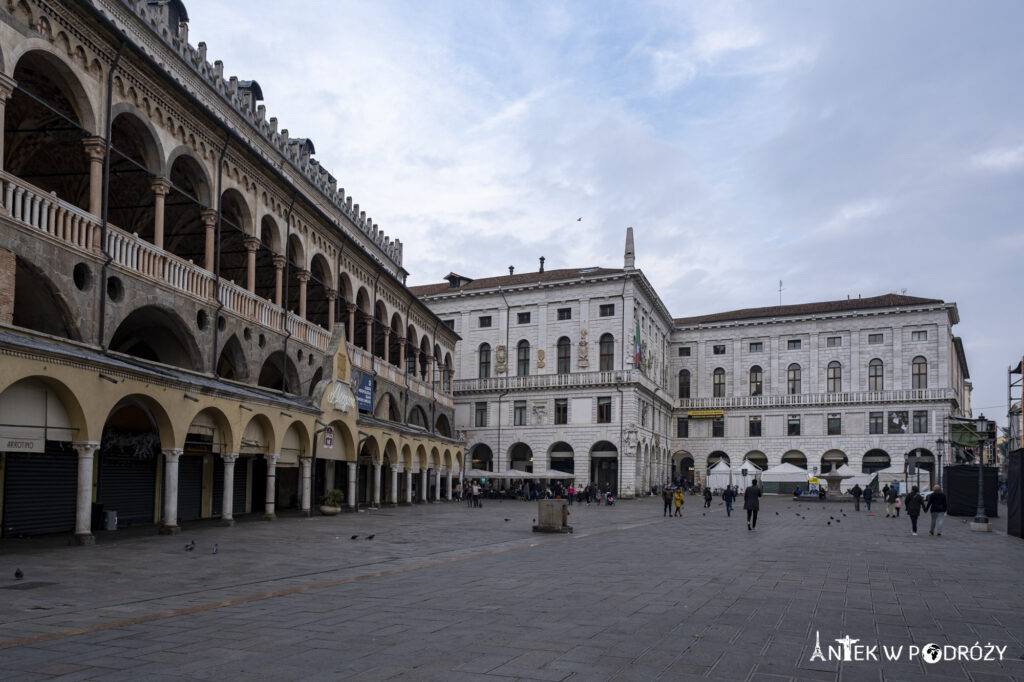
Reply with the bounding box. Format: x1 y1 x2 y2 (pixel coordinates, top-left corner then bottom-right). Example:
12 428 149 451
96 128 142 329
0 495 1022 681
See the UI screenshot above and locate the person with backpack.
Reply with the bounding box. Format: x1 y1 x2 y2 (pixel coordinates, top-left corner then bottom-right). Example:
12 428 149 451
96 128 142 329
721 485 736 517
905 486 924 535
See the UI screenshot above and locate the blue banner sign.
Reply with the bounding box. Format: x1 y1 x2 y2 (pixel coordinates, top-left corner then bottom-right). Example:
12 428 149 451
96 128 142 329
355 373 374 411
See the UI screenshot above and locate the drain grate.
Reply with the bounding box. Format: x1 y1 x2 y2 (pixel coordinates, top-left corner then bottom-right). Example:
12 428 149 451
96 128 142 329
2 581 56 590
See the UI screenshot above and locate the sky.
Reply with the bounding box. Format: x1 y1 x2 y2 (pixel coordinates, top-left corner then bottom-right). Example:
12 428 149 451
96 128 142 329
186 0 1023 419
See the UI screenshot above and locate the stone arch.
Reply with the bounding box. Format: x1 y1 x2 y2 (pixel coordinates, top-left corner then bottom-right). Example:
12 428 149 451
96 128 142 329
508 441 533 472
388 313 403 366
240 413 275 456
325 419 355 462
218 187 253 285
110 103 165 174
102 393 176 450
257 350 300 393
429 446 441 471
0 375 90 442
259 214 282 254
374 391 401 422
782 450 807 469
216 333 248 381
164 150 212 266
408 404 428 429
12 256 79 340
820 449 848 474
307 252 333 329
435 413 451 437
107 109 165 237
743 450 768 471
415 443 428 471
401 443 413 470
109 304 202 372
673 450 694 484
10 44 99 132
589 440 618 493
548 441 574 475
185 406 234 455
863 449 891 474
469 443 493 471
707 451 729 468
165 146 212 205
279 420 310 461
373 300 388 358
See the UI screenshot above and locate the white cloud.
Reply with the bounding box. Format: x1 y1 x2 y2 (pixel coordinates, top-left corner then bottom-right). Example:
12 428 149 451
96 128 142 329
971 144 1024 172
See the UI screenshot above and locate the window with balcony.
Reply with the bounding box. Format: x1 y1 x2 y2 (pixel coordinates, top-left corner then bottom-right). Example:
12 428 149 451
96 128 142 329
678 346 691 356
713 368 725 397
678 369 691 399
556 336 571 374
677 418 689 437
557 307 571 321
599 333 614 371
478 343 491 378
599 304 615 317
868 358 884 391
517 312 531 324
712 418 725 437
868 333 883 344
827 361 842 393
826 336 842 347
788 415 801 436
912 356 927 389
913 410 928 433
787 363 801 395
713 345 726 355
478 315 492 328
749 342 763 353
474 402 487 427
517 340 530 376
513 400 527 426
869 411 884 434
749 416 761 437
554 398 568 425
749 365 763 396
828 413 842 435
787 339 801 350
597 397 612 423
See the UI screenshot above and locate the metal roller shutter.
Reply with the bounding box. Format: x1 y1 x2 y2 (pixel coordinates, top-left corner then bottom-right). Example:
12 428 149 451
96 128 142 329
3 444 77 537
233 461 248 515
178 455 204 521
98 450 157 527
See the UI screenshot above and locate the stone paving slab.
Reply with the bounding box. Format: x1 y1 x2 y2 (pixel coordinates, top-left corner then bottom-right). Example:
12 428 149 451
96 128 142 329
0 495 1021 680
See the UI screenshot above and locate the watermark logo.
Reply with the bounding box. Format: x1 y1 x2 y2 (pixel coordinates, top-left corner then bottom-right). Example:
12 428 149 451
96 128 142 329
809 631 1008 664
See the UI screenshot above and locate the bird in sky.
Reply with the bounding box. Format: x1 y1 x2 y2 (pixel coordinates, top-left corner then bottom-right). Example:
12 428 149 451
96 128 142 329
577 217 582 221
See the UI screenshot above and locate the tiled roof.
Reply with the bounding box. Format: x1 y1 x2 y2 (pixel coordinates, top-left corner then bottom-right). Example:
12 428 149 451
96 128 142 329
409 267 625 297
673 294 945 325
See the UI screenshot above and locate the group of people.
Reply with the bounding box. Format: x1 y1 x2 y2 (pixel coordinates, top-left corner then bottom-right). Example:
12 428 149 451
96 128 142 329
456 479 615 507
663 481 763 530
848 482 948 536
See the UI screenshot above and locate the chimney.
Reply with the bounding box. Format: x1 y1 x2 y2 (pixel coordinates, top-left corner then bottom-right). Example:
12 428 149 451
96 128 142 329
624 227 635 270
509 265 514 276
539 256 545 273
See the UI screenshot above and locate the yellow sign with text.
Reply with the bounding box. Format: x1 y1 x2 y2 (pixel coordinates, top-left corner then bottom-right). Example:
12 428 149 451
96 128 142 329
687 410 724 419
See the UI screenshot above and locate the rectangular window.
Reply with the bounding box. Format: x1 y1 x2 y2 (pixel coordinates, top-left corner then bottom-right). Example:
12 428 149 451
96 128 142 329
868 333 883 344
557 307 572 321
912 330 927 341
554 399 568 425
713 345 726 355
597 397 612 424
888 411 909 434
513 400 527 426
748 416 761 437
749 342 763 353
869 411 884 434
474 402 487 427
517 312 531 324
599 304 615 317
678 346 691 357
788 415 801 436
826 336 842 347
913 410 928 433
677 418 689 438
712 418 725 437
478 315 492 328
827 413 842 435
787 339 801 350
443 319 455 330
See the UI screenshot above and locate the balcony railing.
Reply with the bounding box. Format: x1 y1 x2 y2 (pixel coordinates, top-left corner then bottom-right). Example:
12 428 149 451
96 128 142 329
455 369 637 393
348 344 453 408
677 388 957 410
2 171 330 352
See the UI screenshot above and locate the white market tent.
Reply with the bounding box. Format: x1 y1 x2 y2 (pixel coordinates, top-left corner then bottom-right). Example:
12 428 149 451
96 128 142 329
760 462 810 483
706 460 732 490
871 465 907 490
740 459 764 476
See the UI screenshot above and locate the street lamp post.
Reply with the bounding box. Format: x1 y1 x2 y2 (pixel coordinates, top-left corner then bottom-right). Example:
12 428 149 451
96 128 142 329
973 415 990 531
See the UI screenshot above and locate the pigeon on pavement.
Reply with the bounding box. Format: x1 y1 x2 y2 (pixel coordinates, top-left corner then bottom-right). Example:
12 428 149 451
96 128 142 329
212 544 218 555
350 535 359 540
185 540 196 551
366 534 375 540
14 568 23 580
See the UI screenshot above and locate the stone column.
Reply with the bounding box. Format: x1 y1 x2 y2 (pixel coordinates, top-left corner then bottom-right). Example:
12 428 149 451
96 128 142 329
272 255 286 307
420 469 428 502
264 453 280 520
446 469 453 501
201 209 218 272
243 237 261 292
382 328 391 363
398 337 406 372
160 449 183 535
0 74 17 173
150 178 170 250
82 137 106 217
405 469 413 504
72 441 100 545
300 456 312 516
296 269 310 319
434 468 441 502
372 461 381 506
346 304 356 344
221 452 239 526
326 289 337 331
364 313 373 352
389 467 398 505
346 461 357 510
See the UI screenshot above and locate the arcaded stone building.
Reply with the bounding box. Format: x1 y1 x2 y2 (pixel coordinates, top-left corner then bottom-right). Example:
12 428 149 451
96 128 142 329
0 0 461 541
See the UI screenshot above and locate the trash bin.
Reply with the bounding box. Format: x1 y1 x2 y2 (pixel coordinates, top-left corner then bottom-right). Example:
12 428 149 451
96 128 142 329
103 510 118 531
91 503 104 532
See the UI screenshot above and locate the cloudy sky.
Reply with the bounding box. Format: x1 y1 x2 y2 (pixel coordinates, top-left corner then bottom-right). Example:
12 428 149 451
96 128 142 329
188 1 1023 417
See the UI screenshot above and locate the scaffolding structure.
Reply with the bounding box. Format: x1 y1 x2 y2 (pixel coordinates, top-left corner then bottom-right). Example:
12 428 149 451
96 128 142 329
1010 357 1023 452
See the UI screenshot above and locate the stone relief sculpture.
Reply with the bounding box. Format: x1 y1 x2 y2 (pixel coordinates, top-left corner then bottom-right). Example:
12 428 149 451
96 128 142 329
577 329 589 368
495 345 507 374
537 349 545 368
532 401 547 424
624 423 638 452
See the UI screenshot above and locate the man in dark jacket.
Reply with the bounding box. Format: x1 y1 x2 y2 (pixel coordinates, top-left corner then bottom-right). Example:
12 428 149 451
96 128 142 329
905 486 924 535
863 485 873 511
924 485 948 536
703 487 713 508
662 488 672 517
850 484 862 511
721 485 736 517
743 481 761 531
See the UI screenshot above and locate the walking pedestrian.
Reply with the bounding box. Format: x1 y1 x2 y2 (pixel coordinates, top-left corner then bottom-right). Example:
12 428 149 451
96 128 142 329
885 485 897 517
850 483 862 511
925 484 947 536
567 484 575 506
663 487 672 517
744 480 761 530
673 488 684 517
721 485 735 517
894 493 901 517
863 485 873 511
905 485 924 535
471 481 481 508
703 487 713 509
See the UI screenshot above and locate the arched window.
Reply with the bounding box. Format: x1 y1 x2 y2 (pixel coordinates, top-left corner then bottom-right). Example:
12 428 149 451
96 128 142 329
912 356 927 389
517 340 530 377
599 333 614 371
713 368 725 397
749 365 763 396
868 358 884 391
787 363 801 395
827 361 842 393
557 336 571 374
678 369 691 399
478 343 491 378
